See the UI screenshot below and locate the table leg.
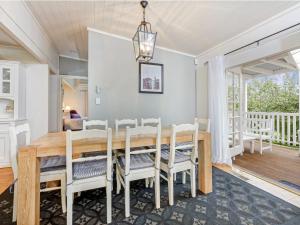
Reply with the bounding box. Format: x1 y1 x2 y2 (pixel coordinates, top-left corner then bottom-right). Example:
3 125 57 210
17 146 40 225
198 133 212 194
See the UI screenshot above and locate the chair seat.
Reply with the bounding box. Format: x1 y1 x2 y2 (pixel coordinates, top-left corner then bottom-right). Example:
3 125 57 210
40 156 66 172
73 159 107 180
161 142 193 150
118 154 154 170
161 149 190 164
83 151 106 157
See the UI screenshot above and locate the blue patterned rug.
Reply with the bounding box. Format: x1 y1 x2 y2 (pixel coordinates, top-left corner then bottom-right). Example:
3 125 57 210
1 168 300 225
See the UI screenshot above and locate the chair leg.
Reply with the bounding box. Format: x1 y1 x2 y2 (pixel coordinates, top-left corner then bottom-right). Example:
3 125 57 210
145 178 149 188
106 181 112 224
250 140 254 154
12 183 17 222
61 176 67 213
67 187 73 225
190 167 196 198
116 168 121 194
260 138 263 155
155 170 160 209
182 172 186 184
125 177 130 217
168 172 174 206
150 177 154 188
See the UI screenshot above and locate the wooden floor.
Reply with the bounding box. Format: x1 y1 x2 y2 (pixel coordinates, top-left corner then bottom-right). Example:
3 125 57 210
0 167 13 194
234 142 300 187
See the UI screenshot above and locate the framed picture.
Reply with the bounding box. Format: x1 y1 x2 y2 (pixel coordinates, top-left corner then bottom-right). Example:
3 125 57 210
139 62 164 94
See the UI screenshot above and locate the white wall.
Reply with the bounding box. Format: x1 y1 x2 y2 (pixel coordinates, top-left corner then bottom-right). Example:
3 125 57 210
59 56 88 76
196 63 208 118
88 30 196 126
48 75 60 132
26 64 49 140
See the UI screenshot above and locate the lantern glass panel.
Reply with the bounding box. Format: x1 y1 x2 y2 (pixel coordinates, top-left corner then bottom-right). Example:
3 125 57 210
133 30 140 59
138 30 156 58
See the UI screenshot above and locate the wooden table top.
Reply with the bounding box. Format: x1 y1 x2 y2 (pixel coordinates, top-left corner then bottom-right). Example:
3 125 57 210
30 128 209 157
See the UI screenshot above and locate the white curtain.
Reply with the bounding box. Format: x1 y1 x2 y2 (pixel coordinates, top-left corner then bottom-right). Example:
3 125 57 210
208 55 231 165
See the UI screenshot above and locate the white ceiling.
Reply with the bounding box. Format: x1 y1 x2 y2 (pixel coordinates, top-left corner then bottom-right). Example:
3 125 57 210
26 1 298 59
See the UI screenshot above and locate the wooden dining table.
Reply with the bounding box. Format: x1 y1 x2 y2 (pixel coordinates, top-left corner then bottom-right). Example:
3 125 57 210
16 128 212 225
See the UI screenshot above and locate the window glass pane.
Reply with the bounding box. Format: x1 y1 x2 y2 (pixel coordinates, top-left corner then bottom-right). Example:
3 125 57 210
3 68 10 80
3 82 10 94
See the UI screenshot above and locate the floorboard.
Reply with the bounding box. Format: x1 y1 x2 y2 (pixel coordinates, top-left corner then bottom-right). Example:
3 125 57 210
234 142 300 187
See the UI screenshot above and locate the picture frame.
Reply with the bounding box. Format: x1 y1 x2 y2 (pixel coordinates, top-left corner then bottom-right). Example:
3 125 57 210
139 62 164 94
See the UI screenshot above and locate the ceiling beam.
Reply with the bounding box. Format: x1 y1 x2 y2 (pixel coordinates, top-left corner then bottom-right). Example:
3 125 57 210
243 66 273 75
0 1 59 73
261 59 296 70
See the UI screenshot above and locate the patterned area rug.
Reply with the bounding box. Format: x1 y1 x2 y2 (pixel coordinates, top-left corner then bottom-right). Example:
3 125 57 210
1 168 300 225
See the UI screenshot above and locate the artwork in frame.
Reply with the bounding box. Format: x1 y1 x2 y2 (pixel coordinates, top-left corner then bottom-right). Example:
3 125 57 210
139 62 164 94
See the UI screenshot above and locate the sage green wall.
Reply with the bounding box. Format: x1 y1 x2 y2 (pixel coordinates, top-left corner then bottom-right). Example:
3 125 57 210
88 31 196 126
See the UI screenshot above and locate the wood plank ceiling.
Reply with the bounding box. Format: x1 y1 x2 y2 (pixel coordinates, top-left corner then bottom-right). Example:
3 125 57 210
26 1 298 59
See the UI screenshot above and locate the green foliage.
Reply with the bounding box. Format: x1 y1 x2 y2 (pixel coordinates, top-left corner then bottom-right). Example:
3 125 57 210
247 74 299 113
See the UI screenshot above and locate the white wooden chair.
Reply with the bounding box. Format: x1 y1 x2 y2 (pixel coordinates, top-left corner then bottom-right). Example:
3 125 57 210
9 123 66 222
141 117 161 127
82 120 108 155
195 118 211 132
115 118 138 134
80 119 109 195
114 118 138 164
83 119 108 130
141 118 161 188
116 125 161 217
244 118 273 154
160 123 198 206
66 128 113 225
175 118 209 183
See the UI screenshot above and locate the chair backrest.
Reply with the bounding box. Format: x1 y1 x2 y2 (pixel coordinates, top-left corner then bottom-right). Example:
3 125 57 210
195 118 210 132
9 123 31 179
124 125 161 176
83 120 108 130
244 118 273 135
66 128 112 185
141 118 161 128
115 119 138 134
169 123 198 168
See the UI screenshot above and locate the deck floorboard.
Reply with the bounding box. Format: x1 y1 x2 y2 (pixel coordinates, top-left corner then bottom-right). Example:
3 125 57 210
234 142 300 187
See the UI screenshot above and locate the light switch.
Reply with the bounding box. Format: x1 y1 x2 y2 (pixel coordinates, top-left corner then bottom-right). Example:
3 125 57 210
95 97 100 105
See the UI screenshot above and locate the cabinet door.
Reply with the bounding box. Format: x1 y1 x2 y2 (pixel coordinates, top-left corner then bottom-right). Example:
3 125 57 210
0 131 10 167
0 65 14 96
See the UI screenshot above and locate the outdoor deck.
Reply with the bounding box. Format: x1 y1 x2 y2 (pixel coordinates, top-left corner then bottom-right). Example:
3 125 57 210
234 142 300 189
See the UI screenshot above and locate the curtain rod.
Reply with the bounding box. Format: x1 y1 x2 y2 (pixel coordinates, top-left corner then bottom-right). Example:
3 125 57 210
224 23 300 56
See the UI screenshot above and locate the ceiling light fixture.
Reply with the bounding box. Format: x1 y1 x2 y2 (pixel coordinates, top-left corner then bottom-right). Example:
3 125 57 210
132 0 157 62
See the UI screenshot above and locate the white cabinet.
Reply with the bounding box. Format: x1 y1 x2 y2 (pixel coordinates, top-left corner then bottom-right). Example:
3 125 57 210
0 131 9 167
0 61 27 168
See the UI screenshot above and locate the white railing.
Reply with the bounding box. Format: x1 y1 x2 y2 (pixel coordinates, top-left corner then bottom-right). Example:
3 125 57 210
245 112 300 146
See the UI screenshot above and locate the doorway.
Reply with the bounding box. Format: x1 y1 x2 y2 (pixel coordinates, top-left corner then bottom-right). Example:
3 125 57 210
61 76 88 131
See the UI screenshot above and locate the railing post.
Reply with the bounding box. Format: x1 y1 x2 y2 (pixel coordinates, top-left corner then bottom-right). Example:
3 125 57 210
282 114 285 144
287 115 291 146
293 115 296 146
